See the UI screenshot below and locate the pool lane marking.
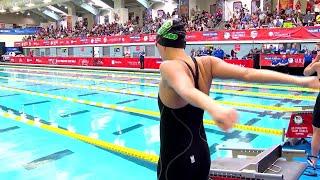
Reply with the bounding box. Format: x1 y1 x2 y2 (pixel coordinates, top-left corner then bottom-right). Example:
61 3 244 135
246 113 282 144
0 72 316 101
3 66 318 93
24 149 74 170
4 67 317 92
0 126 20 133
0 64 159 76
0 85 286 136
0 76 304 112
0 110 159 164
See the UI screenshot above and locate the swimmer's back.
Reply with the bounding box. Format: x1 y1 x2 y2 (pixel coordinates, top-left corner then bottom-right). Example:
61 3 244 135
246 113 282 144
159 56 218 109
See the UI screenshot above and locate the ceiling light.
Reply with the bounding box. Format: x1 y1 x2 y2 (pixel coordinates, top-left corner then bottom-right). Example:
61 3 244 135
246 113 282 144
12 6 20 11
90 0 112 9
0 7 5 13
43 0 52 3
12 2 20 11
26 3 35 7
27 12 30 16
48 5 68 15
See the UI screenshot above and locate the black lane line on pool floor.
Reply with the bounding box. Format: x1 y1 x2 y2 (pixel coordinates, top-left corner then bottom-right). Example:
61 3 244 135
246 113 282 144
78 92 99 97
116 99 138 105
24 100 51 106
238 109 287 119
60 110 90 118
0 126 20 133
209 143 219 155
215 92 290 101
0 104 68 130
205 117 261 154
0 103 155 171
214 96 223 100
118 87 132 90
112 124 144 135
25 83 42 87
87 104 160 121
24 149 74 170
46 88 67 91
245 118 261 126
0 93 20 98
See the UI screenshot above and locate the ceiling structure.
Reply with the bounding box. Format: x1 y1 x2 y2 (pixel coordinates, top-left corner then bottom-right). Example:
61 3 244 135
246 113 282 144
0 0 170 22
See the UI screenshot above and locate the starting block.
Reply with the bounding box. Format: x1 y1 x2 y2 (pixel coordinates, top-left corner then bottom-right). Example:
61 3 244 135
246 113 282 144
209 144 307 180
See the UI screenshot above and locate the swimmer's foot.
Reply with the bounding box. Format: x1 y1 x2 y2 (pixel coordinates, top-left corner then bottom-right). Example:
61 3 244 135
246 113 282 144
307 155 319 169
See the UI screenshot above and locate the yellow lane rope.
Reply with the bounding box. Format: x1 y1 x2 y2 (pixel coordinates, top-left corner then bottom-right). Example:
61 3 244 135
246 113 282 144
0 85 284 136
0 110 159 164
0 71 316 101
0 76 305 111
2 65 318 92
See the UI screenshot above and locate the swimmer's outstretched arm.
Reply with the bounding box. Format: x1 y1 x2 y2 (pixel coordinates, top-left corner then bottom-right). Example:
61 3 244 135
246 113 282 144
160 61 237 131
210 57 320 89
304 54 320 76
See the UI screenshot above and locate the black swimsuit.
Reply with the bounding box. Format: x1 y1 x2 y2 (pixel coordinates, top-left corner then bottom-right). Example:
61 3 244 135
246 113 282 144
157 57 211 180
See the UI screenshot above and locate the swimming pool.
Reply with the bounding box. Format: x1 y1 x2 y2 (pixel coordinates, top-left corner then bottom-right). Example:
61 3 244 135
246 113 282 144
0 64 317 179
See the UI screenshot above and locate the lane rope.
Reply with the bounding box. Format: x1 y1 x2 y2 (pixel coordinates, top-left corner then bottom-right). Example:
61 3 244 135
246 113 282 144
2 65 318 92
0 109 159 164
0 76 305 112
0 85 284 136
1 71 316 101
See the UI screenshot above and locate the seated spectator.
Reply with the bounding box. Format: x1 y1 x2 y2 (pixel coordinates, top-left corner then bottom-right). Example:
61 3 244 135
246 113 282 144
304 50 314 67
269 45 277 54
190 48 196 57
290 44 298 54
274 16 283 27
277 44 287 54
213 46 224 59
300 46 308 53
231 49 238 59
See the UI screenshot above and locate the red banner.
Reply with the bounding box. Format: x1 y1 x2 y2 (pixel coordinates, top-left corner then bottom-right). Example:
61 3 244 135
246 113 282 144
10 57 253 69
260 54 305 67
10 56 162 69
14 27 320 47
286 112 313 138
224 59 253 68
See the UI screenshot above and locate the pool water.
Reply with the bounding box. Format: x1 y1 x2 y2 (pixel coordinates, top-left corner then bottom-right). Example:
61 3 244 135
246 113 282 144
0 64 317 180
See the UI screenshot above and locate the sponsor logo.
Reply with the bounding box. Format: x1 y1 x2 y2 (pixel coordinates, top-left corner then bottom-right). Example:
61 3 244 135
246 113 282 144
268 32 274 37
224 32 230 39
294 115 303 125
250 31 258 39
203 32 218 37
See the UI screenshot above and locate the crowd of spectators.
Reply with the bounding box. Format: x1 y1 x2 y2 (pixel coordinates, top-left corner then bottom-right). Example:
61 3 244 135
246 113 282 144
225 4 320 30
22 7 223 41
191 43 319 64
190 46 260 60
22 4 320 41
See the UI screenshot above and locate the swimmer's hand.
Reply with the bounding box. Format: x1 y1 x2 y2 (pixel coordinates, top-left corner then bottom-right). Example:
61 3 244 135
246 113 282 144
297 76 320 89
209 107 238 132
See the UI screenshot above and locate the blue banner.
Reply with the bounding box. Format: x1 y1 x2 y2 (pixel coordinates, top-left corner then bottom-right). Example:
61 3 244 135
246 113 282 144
0 27 40 35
